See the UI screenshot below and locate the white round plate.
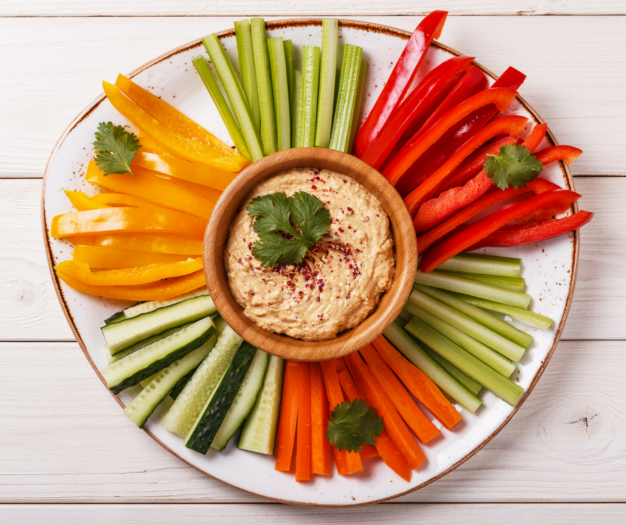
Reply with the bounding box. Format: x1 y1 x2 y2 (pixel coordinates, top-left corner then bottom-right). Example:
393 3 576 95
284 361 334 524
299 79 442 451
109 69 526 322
42 19 579 506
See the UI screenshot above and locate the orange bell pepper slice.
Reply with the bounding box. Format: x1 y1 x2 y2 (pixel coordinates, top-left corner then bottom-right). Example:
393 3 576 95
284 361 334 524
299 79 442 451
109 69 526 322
51 207 206 239
89 192 170 211
103 80 248 172
85 161 215 220
56 269 206 301
72 245 189 269
154 172 222 203
69 233 203 255
63 190 108 211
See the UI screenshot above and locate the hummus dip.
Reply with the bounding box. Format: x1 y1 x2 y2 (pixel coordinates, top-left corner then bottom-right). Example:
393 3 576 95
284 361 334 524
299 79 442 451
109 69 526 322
225 168 395 341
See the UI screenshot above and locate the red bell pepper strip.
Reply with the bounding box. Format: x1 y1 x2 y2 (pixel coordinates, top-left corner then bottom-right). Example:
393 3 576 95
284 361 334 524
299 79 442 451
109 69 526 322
393 66 525 196
420 189 582 272
522 123 548 153
534 145 583 165
403 114 528 217
354 10 448 158
468 210 593 250
360 55 474 169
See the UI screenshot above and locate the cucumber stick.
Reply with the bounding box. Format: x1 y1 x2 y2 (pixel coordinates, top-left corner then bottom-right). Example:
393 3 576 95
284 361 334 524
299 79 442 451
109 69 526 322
348 60 368 154
238 355 284 455
203 33 264 162
297 46 320 148
123 290 209 320
267 37 291 151
185 342 257 454
102 317 216 395
315 19 338 148
211 349 269 451
101 295 216 355
234 19 261 135
169 367 198 400
162 324 244 437
291 69 302 147
250 18 277 156
329 44 362 152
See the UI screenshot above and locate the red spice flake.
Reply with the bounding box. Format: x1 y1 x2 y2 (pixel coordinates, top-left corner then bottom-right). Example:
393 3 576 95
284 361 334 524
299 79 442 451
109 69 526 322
347 207 354 215
346 294 352 300
311 185 317 190
267 302 274 306
338 227 345 233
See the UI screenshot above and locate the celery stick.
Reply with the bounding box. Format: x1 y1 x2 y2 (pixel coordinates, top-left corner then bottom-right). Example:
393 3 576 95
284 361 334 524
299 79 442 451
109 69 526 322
348 60 369 154
439 271 526 292
297 46 320 148
450 293 554 331
234 20 261 135
267 37 291 151
384 322 481 413
283 39 293 108
397 308 413 325
329 44 362 152
438 254 521 278
415 269 531 309
422 345 483 396
409 289 527 362
315 19 339 148
192 56 251 161
404 301 516 377
291 69 302 147
202 35 263 162
406 318 523 406
250 18 277 155
416 285 533 349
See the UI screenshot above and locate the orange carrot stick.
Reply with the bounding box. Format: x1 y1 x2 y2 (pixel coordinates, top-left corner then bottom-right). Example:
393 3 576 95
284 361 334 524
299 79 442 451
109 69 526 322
360 345 441 444
373 336 461 430
275 361 300 472
310 363 331 476
335 357 348 374
296 363 312 482
346 352 425 470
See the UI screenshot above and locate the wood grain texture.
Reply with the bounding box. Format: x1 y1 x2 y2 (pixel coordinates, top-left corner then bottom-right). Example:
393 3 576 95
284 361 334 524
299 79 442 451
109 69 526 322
204 148 417 361
0 16 625 179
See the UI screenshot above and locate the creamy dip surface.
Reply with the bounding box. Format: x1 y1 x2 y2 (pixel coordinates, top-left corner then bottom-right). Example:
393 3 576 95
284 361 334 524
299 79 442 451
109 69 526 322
225 168 395 341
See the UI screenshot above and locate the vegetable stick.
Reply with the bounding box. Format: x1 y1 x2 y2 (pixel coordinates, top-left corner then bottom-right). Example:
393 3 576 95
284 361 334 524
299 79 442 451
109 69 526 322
329 44 362 152
64 190 107 211
275 360 300 472
89 192 171 212
155 173 222 204
310 363 331 475
335 357 347 374
315 19 339 148
295 362 312 482
267 37 292 151
348 61 369 154
72 245 188 269
234 19 261 134
436 253 521 278
297 46 321 147
69 233 203 256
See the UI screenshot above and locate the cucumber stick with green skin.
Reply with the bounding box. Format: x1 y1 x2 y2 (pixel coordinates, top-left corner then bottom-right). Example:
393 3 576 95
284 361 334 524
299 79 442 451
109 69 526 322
119 290 209 321
267 37 291 151
291 69 302 147
329 45 362 152
234 19 261 135
161 323 244 438
102 295 216 355
211 349 269 451
348 60 369 154
297 46 320 148
238 355 284 455
169 367 198 400
185 342 257 454
102 317 216 395
315 19 338 148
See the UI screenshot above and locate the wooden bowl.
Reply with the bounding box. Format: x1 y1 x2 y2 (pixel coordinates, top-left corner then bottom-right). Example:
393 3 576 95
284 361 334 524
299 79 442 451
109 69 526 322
203 147 417 361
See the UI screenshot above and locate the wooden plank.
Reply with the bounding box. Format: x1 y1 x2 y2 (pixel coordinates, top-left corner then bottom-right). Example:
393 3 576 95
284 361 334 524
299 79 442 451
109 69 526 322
0 16 624 179
0 340 623 503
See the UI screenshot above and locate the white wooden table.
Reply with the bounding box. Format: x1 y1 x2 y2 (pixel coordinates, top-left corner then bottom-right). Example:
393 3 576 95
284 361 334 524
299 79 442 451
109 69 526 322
2 1 625 522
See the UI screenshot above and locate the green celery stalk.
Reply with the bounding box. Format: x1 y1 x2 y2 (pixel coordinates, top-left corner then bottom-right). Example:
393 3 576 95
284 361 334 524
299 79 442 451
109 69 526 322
297 46 321 148
348 60 369 154
450 293 554 331
283 39 294 110
234 20 261 135
416 285 533 348
267 37 291 151
406 318 524 407
397 308 413 325
315 19 339 148
409 289 527 362
192 55 251 161
439 271 526 292
404 301 516 377
422 345 483 396
437 254 521 278
329 44 362 152
415 269 531 309
384 322 481 413
250 18 277 156
291 69 302 147
201 35 263 162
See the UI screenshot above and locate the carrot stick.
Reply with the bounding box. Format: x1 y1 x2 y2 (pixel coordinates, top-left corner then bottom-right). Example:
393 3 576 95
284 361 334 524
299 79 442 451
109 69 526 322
275 361 300 472
335 357 348 374
295 363 312 482
320 361 364 475
372 336 461 430
360 345 441 444
310 363 331 476
345 352 425 470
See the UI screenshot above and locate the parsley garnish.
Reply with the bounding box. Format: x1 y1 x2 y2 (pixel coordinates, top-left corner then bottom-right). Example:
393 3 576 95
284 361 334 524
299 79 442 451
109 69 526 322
246 191 331 267
326 399 384 453
484 143 543 190
93 121 141 177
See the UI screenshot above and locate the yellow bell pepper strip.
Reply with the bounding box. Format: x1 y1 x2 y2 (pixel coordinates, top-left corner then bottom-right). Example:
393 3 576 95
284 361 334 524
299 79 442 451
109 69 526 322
154 172 222 203
56 269 206 301
85 161 215 220
89 192 171 211
51 207 207 239
72 245 189 269
103 81 248 172
63 190 108 211
69 233 203 255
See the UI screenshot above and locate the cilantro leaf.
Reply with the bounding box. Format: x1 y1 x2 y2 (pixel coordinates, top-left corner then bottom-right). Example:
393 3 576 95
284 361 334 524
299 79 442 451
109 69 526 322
93 121 141 177
246 191 331 267
484 143 543 190
326 399 385 453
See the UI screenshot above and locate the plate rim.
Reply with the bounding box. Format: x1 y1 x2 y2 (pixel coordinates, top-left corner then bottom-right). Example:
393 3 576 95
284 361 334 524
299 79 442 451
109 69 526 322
40 17 580 507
